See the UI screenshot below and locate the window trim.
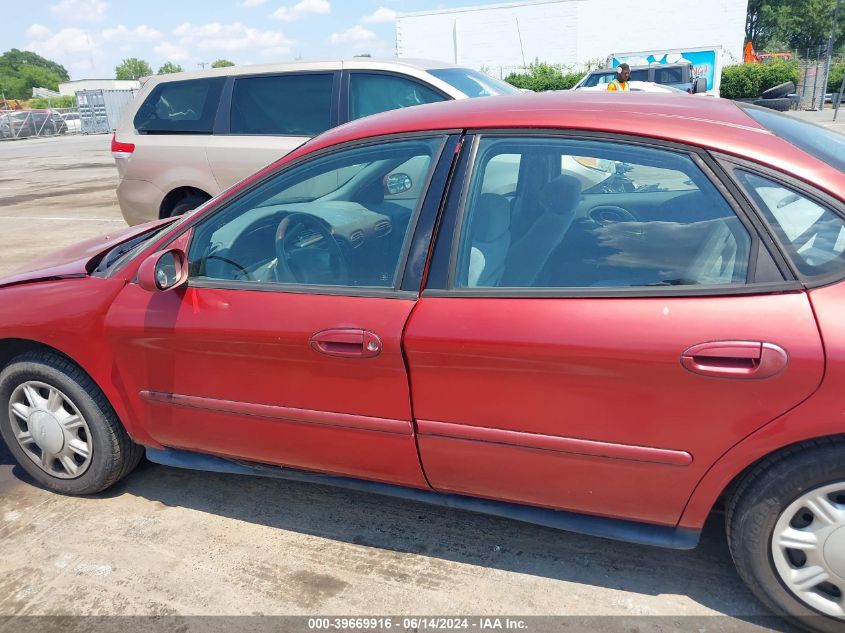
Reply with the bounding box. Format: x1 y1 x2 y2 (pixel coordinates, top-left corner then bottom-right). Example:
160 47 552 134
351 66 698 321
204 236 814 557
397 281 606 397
339 70 452 124
151 131 457 299
718 153 845 289
218 70 341 137
425 129 799 299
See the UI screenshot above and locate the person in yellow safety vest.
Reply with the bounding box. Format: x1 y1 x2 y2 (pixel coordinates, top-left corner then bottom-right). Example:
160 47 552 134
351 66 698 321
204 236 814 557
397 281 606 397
607 63 631 91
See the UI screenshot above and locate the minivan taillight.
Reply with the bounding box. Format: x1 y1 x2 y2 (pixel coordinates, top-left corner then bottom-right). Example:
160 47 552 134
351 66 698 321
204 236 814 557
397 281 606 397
111 133 135 157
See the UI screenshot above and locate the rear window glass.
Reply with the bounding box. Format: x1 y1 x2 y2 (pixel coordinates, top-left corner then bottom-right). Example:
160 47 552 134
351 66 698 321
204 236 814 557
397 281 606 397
231 73 334 136
134 77 225 134
741 104 845 174
655 67 685 84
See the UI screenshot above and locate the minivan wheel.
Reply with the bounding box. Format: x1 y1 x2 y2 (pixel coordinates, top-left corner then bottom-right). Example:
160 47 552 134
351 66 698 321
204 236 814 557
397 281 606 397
0 352 143 495
727 439 845 633
168 192 210 217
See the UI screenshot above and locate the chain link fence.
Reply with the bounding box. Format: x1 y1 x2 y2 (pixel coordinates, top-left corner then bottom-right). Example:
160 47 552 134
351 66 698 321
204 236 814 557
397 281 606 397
0 107 81 141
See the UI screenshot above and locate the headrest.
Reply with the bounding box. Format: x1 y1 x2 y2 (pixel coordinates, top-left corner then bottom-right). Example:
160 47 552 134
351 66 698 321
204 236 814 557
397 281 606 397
539 174 582 216
472 193 511 242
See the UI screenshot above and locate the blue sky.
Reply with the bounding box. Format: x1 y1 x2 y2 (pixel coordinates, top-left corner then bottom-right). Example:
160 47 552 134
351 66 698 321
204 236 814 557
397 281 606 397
4 0 475 80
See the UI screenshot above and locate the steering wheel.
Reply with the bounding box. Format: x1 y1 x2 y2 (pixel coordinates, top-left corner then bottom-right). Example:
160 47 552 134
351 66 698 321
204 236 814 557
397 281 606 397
275 213 349 285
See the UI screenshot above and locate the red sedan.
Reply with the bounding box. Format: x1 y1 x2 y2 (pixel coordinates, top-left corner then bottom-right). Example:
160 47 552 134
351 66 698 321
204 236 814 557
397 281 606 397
1 92 844 631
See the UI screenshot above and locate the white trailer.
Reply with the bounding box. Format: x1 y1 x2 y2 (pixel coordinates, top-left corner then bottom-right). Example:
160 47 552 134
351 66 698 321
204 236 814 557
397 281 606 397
396 0 747 76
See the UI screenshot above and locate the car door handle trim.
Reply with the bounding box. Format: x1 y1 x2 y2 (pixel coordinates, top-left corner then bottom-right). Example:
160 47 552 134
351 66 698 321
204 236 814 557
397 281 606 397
310 329 382 358
140 391 412 436
681 341 788 380
417 420 693 467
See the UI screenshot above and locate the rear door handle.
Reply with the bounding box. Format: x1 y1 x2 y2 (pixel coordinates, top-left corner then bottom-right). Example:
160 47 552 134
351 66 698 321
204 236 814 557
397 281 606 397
309 329 382 359
681 341 788 379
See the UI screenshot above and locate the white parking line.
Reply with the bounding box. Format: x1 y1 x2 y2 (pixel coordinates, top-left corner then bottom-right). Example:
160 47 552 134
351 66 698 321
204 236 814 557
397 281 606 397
0 216 124 222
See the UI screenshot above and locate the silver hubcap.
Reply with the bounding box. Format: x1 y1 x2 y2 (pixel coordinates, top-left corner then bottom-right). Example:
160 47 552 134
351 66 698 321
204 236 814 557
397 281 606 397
772 482 845 618
8 381 92 479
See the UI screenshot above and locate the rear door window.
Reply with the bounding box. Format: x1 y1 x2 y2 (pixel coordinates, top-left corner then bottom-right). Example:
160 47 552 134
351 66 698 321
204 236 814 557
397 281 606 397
655 67 685 84
349 73 445 120
630 69 649 81
454 136 751 289
134 77 225 134
230 73 334 136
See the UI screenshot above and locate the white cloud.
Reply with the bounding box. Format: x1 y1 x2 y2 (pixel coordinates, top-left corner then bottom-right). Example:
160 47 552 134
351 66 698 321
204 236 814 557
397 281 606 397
26 25 103 79
171 22 294 56
26 25 99 57
49 0 108 23
154 42 190 62
240 0 268 5
329 25 376 45
102 25 162 43
271 0 330 21
362 7 396 23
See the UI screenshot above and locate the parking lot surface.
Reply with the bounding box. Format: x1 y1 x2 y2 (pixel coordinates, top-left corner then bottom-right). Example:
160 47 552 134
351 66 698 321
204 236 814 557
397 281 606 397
0 133 798 630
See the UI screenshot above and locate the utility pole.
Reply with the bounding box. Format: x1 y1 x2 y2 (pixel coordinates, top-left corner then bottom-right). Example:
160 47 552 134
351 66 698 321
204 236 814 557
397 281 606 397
821 0 842 110
198 62 208 70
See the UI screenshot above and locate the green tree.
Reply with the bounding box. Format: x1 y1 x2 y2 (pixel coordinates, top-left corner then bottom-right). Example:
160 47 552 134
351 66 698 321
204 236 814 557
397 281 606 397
211 59 235 68
504 62 582 91
746 0 844 52
115 58 152 80
157 61 184 75
0 49 69 81
0 48 68 99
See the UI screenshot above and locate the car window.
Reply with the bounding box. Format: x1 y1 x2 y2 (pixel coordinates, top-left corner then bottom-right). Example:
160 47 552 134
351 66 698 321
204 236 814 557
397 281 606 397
737 171 845 277
231 73 334 136
740 104 845 174
630 69 649 81
454 136 751 289
426 68 520 96
189 136 445 288
349 73 445 120
134 77 225 134
583 73 614 87
655 67 684 84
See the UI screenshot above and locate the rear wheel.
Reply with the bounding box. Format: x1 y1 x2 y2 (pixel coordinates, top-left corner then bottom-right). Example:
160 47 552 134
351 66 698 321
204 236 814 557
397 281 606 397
727 439 845 633
167 192 210 218
0 352 143 495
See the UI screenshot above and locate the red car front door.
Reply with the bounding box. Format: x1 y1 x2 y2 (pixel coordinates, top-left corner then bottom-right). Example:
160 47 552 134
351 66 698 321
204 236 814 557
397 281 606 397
404 133 825 525
105 135 453 487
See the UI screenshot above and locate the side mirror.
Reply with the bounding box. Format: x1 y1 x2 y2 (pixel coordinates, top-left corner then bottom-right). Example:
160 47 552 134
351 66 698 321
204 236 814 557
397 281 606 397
384 172 413 196
137 248 188 292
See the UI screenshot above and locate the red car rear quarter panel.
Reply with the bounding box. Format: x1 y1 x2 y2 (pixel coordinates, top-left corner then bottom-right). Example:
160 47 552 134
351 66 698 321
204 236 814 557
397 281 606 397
404 293 824 525
680 281 845 528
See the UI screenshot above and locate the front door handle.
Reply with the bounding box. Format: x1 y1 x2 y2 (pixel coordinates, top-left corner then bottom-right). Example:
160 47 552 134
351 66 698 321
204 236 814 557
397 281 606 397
681 341 788 379
309 329 382 359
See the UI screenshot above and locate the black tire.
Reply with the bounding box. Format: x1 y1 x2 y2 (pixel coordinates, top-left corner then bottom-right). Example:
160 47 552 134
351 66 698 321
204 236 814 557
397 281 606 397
726 438 845 633
753 97 793 112
761 81 796 100
167 192 210 218
0 352 143 495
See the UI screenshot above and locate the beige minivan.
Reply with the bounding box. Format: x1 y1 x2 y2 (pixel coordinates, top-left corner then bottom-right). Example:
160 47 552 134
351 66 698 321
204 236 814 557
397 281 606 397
113 58 519 225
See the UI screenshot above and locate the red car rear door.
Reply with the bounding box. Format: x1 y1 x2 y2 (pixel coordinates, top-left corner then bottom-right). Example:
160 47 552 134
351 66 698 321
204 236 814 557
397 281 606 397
404 133 824 525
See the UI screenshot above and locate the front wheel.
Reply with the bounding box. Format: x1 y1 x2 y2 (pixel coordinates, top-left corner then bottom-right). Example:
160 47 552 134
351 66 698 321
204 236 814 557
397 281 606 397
727 439 845 633
0 352 143 495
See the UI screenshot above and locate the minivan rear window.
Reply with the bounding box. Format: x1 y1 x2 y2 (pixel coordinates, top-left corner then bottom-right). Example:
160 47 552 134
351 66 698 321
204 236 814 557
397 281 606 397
740 104 845 174
134 77 225 134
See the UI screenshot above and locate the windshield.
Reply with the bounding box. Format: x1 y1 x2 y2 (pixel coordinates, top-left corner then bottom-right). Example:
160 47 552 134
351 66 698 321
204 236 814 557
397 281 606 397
427 68 520 97
740 104 845 174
